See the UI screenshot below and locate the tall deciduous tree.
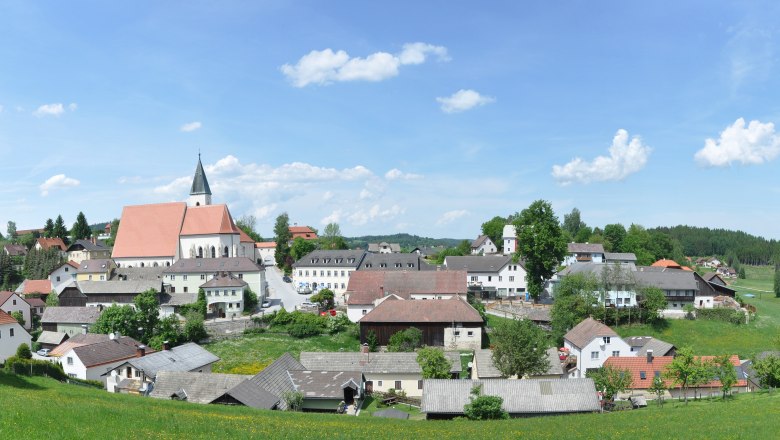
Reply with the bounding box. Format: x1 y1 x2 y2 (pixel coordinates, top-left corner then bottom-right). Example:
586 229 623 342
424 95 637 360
753 354 780 388
274 213 292 270
134 289 160 343
6 221 16 240
416 347 453 379
491 318 550 378
481 216 507 252
514 200 567 301
713 354 737 399
562 207 586 238
71 211 92 241
664 346 714 404
638 286 667 322
587 365 633 403
603 223 626 252
236 215 263 242
290 237 317 261
550 273 600 345
320 222 347 250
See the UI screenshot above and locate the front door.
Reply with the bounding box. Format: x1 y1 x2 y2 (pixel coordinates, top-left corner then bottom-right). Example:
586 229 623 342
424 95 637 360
343 387 355 405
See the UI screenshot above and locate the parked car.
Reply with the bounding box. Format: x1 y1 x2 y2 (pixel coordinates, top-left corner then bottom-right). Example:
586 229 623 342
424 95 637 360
282 276 292 283
36 348 50 357
297 285 312 295
261 300 271 308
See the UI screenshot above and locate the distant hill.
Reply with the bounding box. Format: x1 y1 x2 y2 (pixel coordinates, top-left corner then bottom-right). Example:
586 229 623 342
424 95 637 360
650 225 777 265
346 233 465 251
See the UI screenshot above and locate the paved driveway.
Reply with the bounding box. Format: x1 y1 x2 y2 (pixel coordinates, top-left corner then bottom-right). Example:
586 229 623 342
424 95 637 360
264 266 312 312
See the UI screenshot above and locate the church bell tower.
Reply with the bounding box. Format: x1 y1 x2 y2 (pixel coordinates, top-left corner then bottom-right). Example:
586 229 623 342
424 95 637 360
188 153 212 207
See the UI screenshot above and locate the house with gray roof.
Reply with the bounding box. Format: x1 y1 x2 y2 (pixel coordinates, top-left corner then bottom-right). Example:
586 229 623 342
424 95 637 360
563 317 630 378
292 250 367 298
77 279 163 308
59 333 148 383
162 257 265 301
67 239 111 264
444 255 527 299
300 350 462 397
36 330 69 350
470 235 497 255
358 253 433 272
421 378 600 419
105 342 219 394
563 243 605 266
624 336 676 357
41 306 102 335
367 242 401 253
472 348 565 380
149 371 250 404
605 252 637 264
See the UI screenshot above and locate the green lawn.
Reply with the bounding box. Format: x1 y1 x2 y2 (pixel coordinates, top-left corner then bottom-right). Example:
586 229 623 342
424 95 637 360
2 372 780 439
616 265 780 357
358 396 425 420
204 330 361 374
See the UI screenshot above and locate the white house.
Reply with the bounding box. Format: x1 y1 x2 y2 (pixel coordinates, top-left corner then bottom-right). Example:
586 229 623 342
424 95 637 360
0 310 32 362
470 235 497 255
41 307 102 336
367 242 401 253
502 224 517 255
563 317 631 378
555 263 638 307
163 257 265 299
59 333 147 383
292 250 366 298
49 261 80 294
201 272 248 318
562 243 605 266
0 291 32 330
255 241 276 266
443 255 528 299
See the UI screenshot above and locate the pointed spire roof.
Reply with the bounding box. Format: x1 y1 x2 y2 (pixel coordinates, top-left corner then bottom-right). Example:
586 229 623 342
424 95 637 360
190 154 212 196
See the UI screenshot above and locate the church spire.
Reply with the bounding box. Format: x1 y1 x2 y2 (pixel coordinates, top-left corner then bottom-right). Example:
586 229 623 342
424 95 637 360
188 154 212 206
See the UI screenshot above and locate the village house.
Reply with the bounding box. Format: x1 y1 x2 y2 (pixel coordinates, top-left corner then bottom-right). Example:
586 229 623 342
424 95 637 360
604 352 749 399
105 342 219 393
200 272 248 318
367 242 401 253
3 243 28 258
66 239 111 264
444 255 527 299
149 371 251 404
289 225 318 241
292 250 366 297
563 317 631 378
163 257 265 297
41 306 102 335
50 261 79 294
76 259 116 282
470 235 497 255
0 310 32 363
300 349 462 398
62 279 163 308
357 253 433 273
562 243 605 266
15 279 53 297
35 237 68 255
555 262 638 307
421 378 600 419
471 348 565 380
358 295 483 350
623 336 676 357
345 270 467 322
502 224 517 255
26 297 46 317
58 332 150 383
0 291 32 330
36 330 69 351
255 241 276 266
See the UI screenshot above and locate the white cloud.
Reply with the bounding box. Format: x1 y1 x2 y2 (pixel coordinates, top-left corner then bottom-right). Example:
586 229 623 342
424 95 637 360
694 118 780 167
252 204 278 220
180 121 202 132
349 204 405 226
551 129 652 185
436 89 495 113
384 168 422 180
359 188 374 200
321 210 343 225
40 174 80 196
322 191 334 202
33 103 65 117
68 103 78 112
436 209 469 226
281 42 449 87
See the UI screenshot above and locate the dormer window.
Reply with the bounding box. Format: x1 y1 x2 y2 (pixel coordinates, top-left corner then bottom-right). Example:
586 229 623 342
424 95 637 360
365 263 372 268
380 263 387 268
602 337 611 344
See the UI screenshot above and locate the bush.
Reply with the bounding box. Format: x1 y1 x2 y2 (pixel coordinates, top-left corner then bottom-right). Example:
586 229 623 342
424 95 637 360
4 356 68 381
387 327 423 352
273 308 294 327
16 343 32 360
697 308 745 325
366 330 379 352
326 313 355 335
243 327 267 336
243 287 258 313
287 313 327 338
183 311 208 342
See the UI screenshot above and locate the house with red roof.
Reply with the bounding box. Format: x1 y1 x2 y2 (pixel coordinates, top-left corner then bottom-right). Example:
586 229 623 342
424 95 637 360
358 295 483 350
16 279 53 297
0 291 32 329
35 237 68 254
289 225 318 241
0 310 32 362
604 352 749 399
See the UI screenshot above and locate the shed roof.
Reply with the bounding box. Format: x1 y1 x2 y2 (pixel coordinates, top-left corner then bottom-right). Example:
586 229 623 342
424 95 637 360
289 370 362 399
347 270 467 305
358 296 482 324
41 306 102 324
36 330 69 346
77 280 162 295
149 372 250 404
71 336 147 368
567 243 605 254
112 343 218 377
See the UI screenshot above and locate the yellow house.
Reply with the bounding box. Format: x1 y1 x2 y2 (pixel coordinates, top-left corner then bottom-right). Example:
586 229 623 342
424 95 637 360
76 259 116 282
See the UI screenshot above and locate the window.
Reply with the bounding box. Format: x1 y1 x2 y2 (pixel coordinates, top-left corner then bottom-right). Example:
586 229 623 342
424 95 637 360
10 328 14 337
201 274 206 280
602 337 611 344
12 299 16 305
498 276 502 282
362 310 367 315
341 271 345 277
171 286 176 293
229 303 233 309
470 276 477 282
395 381 402 390
377 380 383 387
100 275 105 281
232 290 236 296
320 270 325 276
183 287 188 293
418 380 423 390
56 276 61 282
135 370 141 378
67 357 74 365
238 274 243 280
365 264 372 268
88 275 93 281
198 247 203 258
68 373 77 378
327 271 331 277
171 275 176 281
211 246 216 258
183 275 188 281
591 351 599 360
612 351 620 357
639 371 647 380
454 330 461 336
305 270 309 276
487 276 492 282
341 283 345 289
654 371 661 378
509 276 514 282
467 331 474 337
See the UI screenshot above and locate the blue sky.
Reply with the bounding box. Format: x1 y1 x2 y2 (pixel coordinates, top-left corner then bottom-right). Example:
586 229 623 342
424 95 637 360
2 1 780 240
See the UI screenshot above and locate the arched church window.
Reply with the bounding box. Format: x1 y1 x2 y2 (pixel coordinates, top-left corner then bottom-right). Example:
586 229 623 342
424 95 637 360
211 246 216 258
198 247 203 258
196 202 200 206
141 262 145 268
223 246 229 257
153 262 159 267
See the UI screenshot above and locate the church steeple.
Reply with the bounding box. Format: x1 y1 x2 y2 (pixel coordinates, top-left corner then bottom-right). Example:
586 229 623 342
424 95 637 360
188 153 212 207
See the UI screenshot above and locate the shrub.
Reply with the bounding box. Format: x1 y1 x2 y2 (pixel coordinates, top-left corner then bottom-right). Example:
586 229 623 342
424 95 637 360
16 343 32 360
243 327 267 336
464 395 508 420
387 327 423 352
287 313 327 338
366 330 379 352
4 356 68 381
326 313 354 335
183 311 208 342
243 287 258 313
273 308 294 326
697 308 745 325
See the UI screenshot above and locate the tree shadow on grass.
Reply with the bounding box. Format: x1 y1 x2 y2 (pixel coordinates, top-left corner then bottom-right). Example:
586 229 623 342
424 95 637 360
650 319 670 332
0 372 46 390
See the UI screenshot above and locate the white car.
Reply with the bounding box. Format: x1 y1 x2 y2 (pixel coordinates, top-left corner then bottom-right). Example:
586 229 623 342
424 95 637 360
36 348 51 357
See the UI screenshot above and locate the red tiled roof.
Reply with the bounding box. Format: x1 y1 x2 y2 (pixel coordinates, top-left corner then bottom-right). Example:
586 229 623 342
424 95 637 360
0 291 28 307
347 270 467 305
563 317 618 349
180 204 239 236
651 259 682 269
22 279 52 295
604 355 746 390
112 202 187 258
255 242 276 248
359 296 482 323
26 298 46 307
37 237 67 251
289 226 318 239
0 310 18 325
238 228 254 243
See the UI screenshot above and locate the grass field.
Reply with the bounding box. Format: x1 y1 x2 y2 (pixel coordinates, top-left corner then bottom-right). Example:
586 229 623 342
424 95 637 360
2 372 780 439
616 265 780 357
204 330 361 374
358 396 425 420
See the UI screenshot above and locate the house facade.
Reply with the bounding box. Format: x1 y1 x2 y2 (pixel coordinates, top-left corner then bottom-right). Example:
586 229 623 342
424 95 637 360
502 224 517 255
563 317 631 378
67 239 111 264
562 243 605 266
50 262 79 294
470 235 497 255
0 310 32 362
444 255 528 299
255 242 276 266
201 272 248 318
76 259 116 282
0 291 32 330
60 333 147 383
163 257 265 298
41 306 102 335
292 250 366 298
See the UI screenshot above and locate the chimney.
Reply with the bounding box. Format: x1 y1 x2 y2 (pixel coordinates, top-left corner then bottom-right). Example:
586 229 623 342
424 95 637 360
136 345 146 358
162 340 170 351
115 331 121 340
380 286 385 297
647 349 654 364
82 324 88 335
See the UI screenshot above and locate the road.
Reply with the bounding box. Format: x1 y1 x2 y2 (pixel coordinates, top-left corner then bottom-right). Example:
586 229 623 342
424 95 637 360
264 265 313 312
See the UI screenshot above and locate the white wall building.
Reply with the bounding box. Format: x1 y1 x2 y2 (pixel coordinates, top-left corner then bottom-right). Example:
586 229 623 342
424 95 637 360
563 318 631 378
163 257 265 299
255 242 276 266
502 224 517 255
443 255 528 298
60 334 144 383
0 292 32 330
0 310 32 362
562 243 606 266
292 250 366 298
470 235 497 255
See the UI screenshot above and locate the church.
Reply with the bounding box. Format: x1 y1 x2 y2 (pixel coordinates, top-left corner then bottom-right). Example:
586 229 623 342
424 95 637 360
111 156 256 268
